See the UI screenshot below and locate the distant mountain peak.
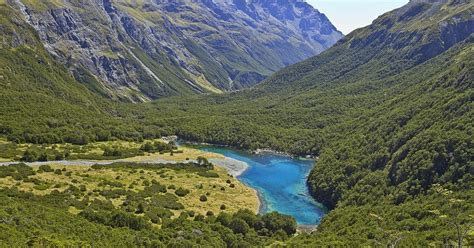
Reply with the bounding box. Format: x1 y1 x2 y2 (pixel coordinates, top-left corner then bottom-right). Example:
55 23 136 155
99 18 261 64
6 0 342 101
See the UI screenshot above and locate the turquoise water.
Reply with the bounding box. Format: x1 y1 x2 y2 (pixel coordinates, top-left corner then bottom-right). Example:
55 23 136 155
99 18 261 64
198 146 327 225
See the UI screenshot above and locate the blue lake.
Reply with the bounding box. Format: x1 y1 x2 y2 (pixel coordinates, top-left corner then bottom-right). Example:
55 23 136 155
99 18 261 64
198 146 327 225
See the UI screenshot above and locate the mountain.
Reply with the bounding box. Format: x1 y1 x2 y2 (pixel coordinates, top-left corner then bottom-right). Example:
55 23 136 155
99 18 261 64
0 1 159 144
5 0 342 101
0 2 114 142
147 0 473 244
0 0 472 246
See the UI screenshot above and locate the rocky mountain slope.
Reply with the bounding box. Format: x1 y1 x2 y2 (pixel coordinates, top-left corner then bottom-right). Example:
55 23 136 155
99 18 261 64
5 0 342 101
0 0 473 246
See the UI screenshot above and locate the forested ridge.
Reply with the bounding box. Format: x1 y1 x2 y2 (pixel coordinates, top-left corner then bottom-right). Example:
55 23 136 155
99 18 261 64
0 0 473 246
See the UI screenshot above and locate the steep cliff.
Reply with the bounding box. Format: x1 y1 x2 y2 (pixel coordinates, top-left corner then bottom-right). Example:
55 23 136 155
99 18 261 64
6 0 342 101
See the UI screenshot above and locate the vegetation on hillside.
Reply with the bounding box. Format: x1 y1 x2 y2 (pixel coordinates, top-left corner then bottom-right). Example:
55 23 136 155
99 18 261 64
0 163 291 246
0 0 472 246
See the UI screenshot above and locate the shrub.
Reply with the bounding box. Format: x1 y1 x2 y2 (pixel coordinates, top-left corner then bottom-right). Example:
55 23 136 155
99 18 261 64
33 184 50 191
175 187 190 197
108 211 150 230
197 171 219 178
140 142 154 152
135 203 145 214
216 213 232 226
103 148 122 157
199 195 207 202
150 194 184 210
21 150 38 162
194 214 205 221
79 185 87 192
0 163 35 179
262 212 297 235
38 164 53 173
55 154 64 161
229 219 250 234
38 153 48 162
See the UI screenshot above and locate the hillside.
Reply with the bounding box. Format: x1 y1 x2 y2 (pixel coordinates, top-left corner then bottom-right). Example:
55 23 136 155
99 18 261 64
149 0 473 155
148 0 474 245
0 2 166 145
5 0 341 101
0 0 472 246
0 2 114 142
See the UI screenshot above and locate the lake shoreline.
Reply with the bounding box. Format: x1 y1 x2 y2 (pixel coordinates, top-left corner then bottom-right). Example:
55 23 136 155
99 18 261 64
0 147 263 215
196 145 325 226
2 143 321 225
180 141 317 160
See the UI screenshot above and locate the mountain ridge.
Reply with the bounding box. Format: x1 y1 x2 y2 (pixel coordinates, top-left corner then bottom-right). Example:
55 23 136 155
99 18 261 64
0 0 472 246
5 0 342 101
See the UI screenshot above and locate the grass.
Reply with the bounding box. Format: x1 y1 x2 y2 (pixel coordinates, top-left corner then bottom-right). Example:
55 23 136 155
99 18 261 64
0 139 223 162
121 145 224 162
0 163 259 216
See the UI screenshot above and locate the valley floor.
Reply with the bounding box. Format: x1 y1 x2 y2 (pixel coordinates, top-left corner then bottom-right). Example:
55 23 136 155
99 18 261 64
0 143 261 215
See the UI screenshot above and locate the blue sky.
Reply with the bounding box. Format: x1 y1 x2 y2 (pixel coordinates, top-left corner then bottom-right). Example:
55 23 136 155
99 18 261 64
307 0 409 34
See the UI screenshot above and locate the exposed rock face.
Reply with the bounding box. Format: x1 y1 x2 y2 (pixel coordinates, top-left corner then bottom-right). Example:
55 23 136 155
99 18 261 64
7 0 342 101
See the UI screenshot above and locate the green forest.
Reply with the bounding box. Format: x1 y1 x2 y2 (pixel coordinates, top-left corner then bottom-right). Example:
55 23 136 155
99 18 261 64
0 0 472 246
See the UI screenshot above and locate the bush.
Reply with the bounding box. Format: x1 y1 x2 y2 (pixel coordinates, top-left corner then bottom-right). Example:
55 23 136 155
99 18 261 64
79 185 87 192
38 164 53 173
262 212 297 235
38 153 48 162
0 163 35 179
21 150 38 162
197 171 219 178
216 213 232 226
229 219 250 234
199 195 207 202
140 142 154 152
103 148 122 157
80 209 150 231
55 153 64 161
150 194 184 210
194 214 205 221
175 187 190 197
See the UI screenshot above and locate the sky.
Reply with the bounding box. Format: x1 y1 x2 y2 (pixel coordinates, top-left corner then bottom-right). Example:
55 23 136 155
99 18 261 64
307 0 409 34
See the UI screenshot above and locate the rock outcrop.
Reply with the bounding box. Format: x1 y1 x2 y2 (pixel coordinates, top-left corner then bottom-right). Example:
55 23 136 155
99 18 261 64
7 0 342 101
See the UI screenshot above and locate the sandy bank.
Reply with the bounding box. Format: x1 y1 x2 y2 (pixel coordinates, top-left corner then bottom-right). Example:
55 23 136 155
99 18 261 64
208 157 249 177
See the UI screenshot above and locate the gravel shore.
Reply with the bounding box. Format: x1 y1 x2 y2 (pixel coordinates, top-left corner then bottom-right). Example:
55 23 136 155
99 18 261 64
208 157 249 177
